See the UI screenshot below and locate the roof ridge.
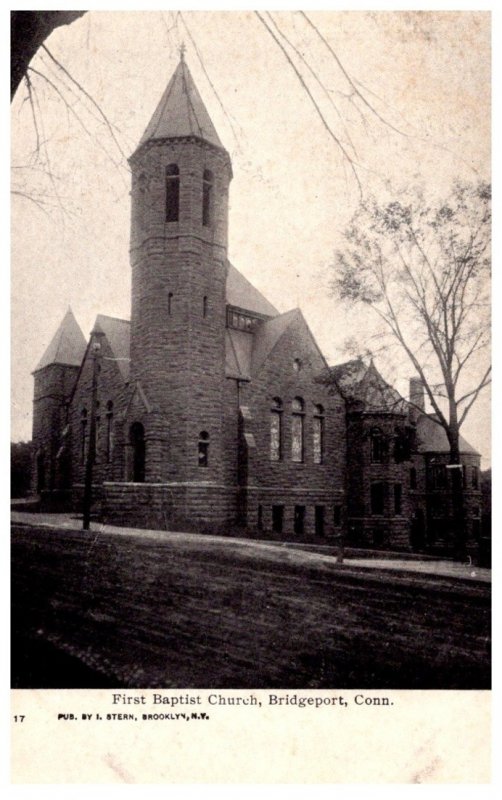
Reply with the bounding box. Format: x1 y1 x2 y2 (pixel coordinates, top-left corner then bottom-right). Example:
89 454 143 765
95 313 130 324
149 65 178 141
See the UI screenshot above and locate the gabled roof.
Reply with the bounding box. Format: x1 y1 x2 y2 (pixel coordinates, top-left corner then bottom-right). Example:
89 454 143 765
225 328 253 380
328 358 367 393
250 308 301 375
417 414 480 455
94 315 131 381
327 359 407 413
138 58 223 150
226 262 279 318
33 307 86 372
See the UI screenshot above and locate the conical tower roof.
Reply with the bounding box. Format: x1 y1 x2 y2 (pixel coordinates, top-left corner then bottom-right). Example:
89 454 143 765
33 307 86 372
137 57 223 150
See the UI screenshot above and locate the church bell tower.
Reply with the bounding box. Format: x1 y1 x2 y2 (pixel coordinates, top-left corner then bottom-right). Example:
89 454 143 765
128 54 232 490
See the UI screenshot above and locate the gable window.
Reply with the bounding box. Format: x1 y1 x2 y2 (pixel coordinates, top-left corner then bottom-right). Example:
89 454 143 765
105 401 114 463
313 404 324 464
370 428 385 463
270 397 283 461
198 431 209 467
291 397 305 463
165 164 180 222
202 169 213 226
370 482 385 515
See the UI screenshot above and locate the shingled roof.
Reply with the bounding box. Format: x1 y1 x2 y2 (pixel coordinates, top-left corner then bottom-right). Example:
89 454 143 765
94 315 131 381
137 58 224 151
226 262 279 318
33 307 86 372
417 414 480 455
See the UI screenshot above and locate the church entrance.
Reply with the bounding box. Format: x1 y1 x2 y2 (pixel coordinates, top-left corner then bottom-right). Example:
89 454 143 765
36 451 45 493
129 422 145 483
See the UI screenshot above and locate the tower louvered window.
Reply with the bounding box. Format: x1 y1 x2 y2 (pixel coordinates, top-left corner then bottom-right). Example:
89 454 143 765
165 164 180 222
202 169 213 226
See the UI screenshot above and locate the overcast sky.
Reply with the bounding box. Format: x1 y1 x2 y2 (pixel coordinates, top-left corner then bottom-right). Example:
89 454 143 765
11 9 491 463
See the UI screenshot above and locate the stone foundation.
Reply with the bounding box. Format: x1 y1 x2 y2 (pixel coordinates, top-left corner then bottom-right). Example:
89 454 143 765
101 481 237 532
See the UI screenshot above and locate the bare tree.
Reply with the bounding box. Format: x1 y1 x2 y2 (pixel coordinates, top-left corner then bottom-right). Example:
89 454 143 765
332 180 491 555
11 11 86 100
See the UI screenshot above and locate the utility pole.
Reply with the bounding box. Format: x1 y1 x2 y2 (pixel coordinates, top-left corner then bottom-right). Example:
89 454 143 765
82 334 103 530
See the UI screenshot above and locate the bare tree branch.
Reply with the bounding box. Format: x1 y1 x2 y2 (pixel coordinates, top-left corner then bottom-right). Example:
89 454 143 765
254 10 362 196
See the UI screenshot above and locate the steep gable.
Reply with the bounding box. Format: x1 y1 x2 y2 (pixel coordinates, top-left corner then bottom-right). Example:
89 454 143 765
33 307 86 372
251 308 327 377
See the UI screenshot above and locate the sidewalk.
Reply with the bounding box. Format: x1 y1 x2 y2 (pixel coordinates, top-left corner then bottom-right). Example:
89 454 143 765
11 510 491 583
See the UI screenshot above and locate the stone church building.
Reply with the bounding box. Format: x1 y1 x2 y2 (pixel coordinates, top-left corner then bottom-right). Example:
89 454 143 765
31 58 482 552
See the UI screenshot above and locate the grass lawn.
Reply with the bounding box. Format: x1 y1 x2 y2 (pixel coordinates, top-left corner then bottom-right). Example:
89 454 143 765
11 524 490 689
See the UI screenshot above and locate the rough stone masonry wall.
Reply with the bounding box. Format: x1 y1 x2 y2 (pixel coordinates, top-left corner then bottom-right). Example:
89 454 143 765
128 138 232 488
413 450 483 545
101 481 236 532
238 315 346 539
32 362 79 492
345 413 414 549
68 334 128 488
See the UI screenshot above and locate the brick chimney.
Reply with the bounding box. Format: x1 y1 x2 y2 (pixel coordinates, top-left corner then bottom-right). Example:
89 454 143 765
409 377 425 412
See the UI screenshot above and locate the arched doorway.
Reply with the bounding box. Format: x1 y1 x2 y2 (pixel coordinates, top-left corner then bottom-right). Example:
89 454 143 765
36 451 45 492
129 422 145 483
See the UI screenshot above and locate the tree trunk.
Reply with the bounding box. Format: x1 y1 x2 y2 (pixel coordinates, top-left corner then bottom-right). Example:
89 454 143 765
11 10 86 100
447 414 466 561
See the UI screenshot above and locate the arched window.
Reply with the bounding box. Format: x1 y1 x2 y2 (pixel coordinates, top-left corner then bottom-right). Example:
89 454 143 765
270 397 283 462
165 164 180 222
130 422 145 483
202 169 213 226
105 401 114 463
313 404 324 464
168 292 173 315
198 431 209 467
471 466 479 489
203 295 208 318
80 408 88 465
370 427 385 463
291 397 305 463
